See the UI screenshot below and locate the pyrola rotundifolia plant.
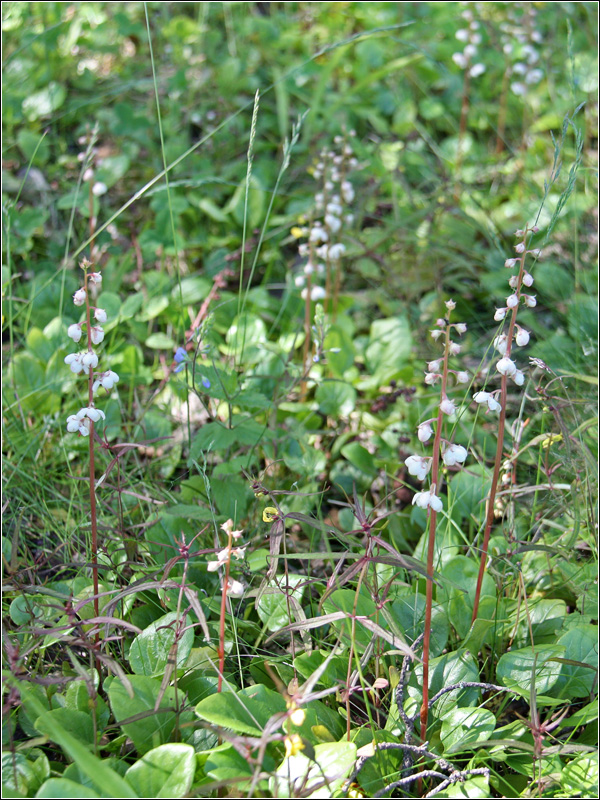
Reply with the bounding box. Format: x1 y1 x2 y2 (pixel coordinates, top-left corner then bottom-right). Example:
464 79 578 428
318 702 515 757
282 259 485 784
64 259 119 619
404 299 470 742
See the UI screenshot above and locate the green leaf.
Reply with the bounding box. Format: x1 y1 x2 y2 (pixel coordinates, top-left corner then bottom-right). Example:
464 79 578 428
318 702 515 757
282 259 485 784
340 442 376 476
128 612 194 677
95 155 130 189
145 333 176 349
449 464 492 521
35 778 100 798
195 684 287 736
409 651 480 718
22 82 66 121
365 316 412 374
256 576 304 631
2 751 47 796
315 381 357 417
554 625 598 699
35 709 95 749
270 741 357 799
17 129 50 165
391 593 449 657
108 675 179 755
496 645 565 700
124 744 195 799
226 175 266 229
440 707 496 753
561 754 599 796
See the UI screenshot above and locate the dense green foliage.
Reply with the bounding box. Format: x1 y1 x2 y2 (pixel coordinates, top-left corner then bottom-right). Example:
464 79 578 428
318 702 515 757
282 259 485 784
2 2 598 798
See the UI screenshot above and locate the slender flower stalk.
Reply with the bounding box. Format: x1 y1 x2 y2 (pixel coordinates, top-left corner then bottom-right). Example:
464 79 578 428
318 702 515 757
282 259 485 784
405 300 469 743
471 226 539 622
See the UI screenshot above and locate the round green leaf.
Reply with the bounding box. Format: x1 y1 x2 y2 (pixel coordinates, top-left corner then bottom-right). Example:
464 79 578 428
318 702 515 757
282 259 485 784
128 612 194 677
440 707 496 753
124 744 195 799
315 381 357 417
496 645 565 699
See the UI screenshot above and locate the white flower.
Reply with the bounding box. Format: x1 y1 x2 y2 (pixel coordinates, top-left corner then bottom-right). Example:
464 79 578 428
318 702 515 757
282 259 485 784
92 370 119 393
418 422 433 443
526 69 543 84
405 455 432 481
469 63 486 78
513 370 525 386
456 370 469 384
303 261 315 275
528 248 542 257
464 44 477 58
73 289 86 306
473 391 501 413
454 323 467 335
301 285 326 301
452 52 468 69
424 372 439 385
68 324 83 343
508 275 518 288
328 243 346 260
514 243 526 254
226 578 245 598
86 407 105 422
94 308 107 324
64 353 84 374
66 414 82 433
326 201 343 216
523 294 537 307
430 329 443 340
511 82 527 96
90 326 104 345
497 357 517 377
325 214 342 233
207 547 230 571
522 272 534 287
309 226 328 244
515 328 530 347
455 29 469 41
445 299 456 311
513 62 527 75
449 342 461 355
412 491 443 513
506 293 519 308
504 258 518 268
442 443 468 466
88 272 102 285
82 352 98 373
439 397 456 416
494 334 508 355
294 275 305 288
428 359 442 373
494 307 508 321
92 182 107 196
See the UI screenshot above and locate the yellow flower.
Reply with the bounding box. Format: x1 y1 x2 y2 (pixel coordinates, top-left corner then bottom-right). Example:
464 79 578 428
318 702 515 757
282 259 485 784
290 226 304 239
541 433 563 449
263 507 279 523
284 734 305 758
289 703 306 727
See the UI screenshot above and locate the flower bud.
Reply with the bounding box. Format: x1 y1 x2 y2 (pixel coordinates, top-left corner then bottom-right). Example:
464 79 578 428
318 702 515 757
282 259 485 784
497 357 517 377
73 289 86 306
68 324 83 342
515 328 530 347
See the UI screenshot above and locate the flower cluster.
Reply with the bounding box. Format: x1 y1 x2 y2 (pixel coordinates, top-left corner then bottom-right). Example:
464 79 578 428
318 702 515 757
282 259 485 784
64 261 118 436
293 131 358 304
207 519 246 598
452 7 486 78
474 226 539 413
499 3 544 97
405 300 469 513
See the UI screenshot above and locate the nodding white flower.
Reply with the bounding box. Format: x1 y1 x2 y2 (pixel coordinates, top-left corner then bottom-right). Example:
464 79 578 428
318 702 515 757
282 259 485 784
497 357 517 377
90 326 104 345
84 406 105 422
324 180 334 192
439 397 456 416
64 353 84 374
418 421 433 443
528 248 542 257
316 262 325 274
207 547 230 571
473 391 501 413
88 272 102 285
445 299 456 311
226 578 245 598
328 243 346 260
456 370 469 384
470 32 482 45
92 182 107 196
73 289 86 306
454 322 467 335
412 490 443 513
83 168 94 182
515 328 530 347
503 43 513 55
513 62 527 75
514 243 526 254
424 372 439 385
455 28 469 41
452 52 468 69
81 352 98 373
449 342 461 356
513 370 525 386
68 324 83 343
506 294 519 308
494 334 508 355
294 275 306 289
430 329 443 340
94 308 107 324
326 202 343 216
325 214 342 233
303 261 315 275
309 226 328 244
469 63 485 78
298 243 310 257
511 82 527 96
92 370 119 393
522 272 534 287
494 307 508 321
345 213 354 225
442 443 468 466
504 258 518 268
341 181 354 203
301 285 326 302
405 455 432 481
526 69 543 84
428 359 442 373
523 294 537 307
508 275 518 289
464 43 477 58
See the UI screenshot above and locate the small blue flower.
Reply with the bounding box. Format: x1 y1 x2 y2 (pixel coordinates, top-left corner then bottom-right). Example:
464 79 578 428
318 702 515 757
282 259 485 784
201 376 211 389
174 347 187 373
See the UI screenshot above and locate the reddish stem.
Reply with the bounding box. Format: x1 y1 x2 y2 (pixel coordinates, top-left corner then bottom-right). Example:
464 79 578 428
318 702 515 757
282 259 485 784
217 533 233 692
